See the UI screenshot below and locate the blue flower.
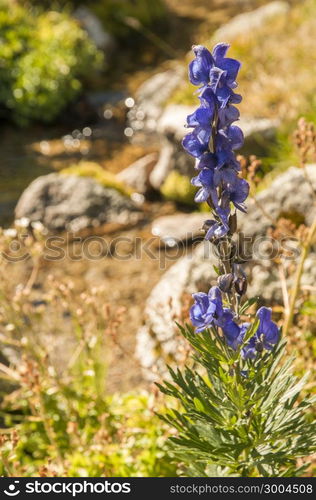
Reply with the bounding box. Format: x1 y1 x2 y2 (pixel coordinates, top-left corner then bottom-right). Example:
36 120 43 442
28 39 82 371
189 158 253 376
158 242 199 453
217 126 244 152
186 106 214 128
224 322 249 351
189 45 214 86
189 43 242 97
241 335 258 360
212 42 241 88
241 308 280 359
191 168 218 204
190 286 224 332
229 177 249 212
221 307 279 358
182 126 211 158
195 152 218 171
205 220 229 240
256 307 280 348
186 43 279 363
218 105 240 128
215 170 249 213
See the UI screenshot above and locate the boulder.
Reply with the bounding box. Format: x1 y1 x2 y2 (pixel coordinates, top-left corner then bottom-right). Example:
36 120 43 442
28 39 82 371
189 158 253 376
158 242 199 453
156 104 192 142
15 173 141 233
151 212 206 247
130 66 185 132
117 153 158 194
214 1 289 41
149 139 175 190
137 165 316 378
238 165 316 236
247 255 316 302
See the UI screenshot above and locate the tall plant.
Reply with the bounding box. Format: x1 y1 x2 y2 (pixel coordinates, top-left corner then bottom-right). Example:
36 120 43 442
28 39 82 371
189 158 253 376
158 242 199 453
158 43 316 477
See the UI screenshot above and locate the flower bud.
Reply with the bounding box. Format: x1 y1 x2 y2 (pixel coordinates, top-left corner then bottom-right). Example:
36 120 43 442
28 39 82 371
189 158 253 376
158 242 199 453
217 273 234 293
234 276 247 296
233 263 247 296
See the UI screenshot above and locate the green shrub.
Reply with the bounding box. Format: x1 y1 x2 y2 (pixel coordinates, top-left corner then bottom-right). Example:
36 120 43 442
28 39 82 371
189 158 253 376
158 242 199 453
0 2 102 125
1 386 175 477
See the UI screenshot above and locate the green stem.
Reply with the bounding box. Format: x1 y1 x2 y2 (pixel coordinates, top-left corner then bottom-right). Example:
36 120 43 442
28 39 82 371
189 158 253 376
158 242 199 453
282 215 316 336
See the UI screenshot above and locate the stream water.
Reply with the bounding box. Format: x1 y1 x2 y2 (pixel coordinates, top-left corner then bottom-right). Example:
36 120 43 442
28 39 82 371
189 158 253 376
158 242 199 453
0 96 133 226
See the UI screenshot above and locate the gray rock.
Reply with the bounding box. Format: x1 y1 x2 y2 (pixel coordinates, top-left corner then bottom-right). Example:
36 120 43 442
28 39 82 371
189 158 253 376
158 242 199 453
117 153 158 194
247 255 316 302
238 165 316 236
15 173 141 233
136 241 216 378
240 117 279 139
156 104 192 142
137 165 316 378
151 212 206 246
214 1 289 41
149 139 175 190
131 66 185 131
238 164 316 301
74 6 116 52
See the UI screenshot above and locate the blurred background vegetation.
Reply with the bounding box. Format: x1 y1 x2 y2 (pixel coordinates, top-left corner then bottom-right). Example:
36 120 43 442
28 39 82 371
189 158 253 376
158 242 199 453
0 0 315 477
0 2 102 125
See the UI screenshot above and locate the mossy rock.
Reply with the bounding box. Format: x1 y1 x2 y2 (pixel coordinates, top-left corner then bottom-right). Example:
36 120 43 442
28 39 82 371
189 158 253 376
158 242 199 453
160 171 196 206
160 170 210 211
61 161 132 197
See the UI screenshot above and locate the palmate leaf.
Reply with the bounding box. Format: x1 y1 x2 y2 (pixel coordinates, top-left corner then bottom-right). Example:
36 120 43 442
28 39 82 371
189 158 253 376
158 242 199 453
158 323 316 477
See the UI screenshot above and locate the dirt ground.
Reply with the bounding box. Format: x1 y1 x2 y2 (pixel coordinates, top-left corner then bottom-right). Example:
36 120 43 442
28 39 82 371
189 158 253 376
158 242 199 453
28 202 189 393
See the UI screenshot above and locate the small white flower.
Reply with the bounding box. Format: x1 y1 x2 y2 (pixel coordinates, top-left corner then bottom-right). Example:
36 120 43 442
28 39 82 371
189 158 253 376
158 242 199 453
3 228 17 238
15 217 30 228
31 221 45 232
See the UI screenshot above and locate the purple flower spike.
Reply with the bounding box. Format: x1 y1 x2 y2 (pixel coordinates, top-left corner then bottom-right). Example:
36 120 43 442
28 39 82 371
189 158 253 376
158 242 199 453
185 43 279 361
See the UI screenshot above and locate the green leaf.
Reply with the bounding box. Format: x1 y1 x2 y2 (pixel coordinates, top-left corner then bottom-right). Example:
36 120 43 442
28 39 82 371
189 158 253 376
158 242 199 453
193 398 205 412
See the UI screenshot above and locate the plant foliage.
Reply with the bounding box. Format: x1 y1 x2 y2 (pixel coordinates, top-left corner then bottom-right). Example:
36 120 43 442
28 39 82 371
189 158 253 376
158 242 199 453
0 1 102 124
158 324 316 477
